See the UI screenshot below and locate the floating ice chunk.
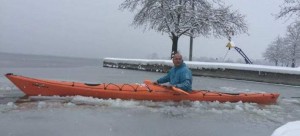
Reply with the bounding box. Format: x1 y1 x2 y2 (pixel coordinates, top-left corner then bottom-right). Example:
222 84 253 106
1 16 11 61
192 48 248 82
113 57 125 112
37 101 46 108
71 96 141 108
7 102 17 108
65 102 76 107
211 108 222 114
235 105 243 111
0 102 17 112
0 86 14 91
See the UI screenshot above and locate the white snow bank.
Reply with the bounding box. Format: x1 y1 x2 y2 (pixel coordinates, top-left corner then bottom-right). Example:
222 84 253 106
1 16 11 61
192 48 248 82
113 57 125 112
104 58 300 75
271 121 300 136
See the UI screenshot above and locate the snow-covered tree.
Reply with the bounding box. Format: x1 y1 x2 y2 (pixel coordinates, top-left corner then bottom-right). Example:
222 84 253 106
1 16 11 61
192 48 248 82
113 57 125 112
285 21 300 67
120 0 248 58
263 36 287 66
277 0 300 20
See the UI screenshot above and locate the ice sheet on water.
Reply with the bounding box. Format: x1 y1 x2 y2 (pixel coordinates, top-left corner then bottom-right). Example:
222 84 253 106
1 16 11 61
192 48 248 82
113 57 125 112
1 95 298 126
64 102 76 107
69 96 285 122
29 96 72 103
0 102 17 113
280 98 300 105
1 95 299 136
37 101 47 109
5 96 266 110
220 86 266 93
71 96 143 108
0 85 16 91
73 97 265 117
0 82 20 99
6 102 17 108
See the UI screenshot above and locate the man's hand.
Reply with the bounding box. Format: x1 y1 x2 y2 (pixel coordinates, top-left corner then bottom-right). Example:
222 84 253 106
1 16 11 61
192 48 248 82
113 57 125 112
153 81 158 85
162 84 173 89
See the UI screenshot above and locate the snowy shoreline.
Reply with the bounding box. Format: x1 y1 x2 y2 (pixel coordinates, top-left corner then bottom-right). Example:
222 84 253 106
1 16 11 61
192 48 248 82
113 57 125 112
103 58 300 86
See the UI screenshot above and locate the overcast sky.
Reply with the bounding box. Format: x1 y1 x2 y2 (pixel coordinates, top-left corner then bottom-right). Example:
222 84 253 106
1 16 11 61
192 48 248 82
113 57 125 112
0 0 291 60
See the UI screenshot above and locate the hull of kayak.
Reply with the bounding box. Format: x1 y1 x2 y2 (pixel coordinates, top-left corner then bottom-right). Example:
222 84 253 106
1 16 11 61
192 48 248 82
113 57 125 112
5 73 279 104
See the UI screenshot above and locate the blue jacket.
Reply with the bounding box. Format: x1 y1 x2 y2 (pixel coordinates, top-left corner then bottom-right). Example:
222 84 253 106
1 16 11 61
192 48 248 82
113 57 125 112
157 63 192 92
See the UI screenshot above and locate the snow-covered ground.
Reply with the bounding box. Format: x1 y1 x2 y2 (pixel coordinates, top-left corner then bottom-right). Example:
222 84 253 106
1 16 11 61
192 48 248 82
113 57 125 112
104 58 300 75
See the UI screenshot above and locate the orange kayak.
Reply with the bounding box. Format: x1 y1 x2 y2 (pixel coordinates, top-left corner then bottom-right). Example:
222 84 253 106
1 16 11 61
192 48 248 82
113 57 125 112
5 73 279 104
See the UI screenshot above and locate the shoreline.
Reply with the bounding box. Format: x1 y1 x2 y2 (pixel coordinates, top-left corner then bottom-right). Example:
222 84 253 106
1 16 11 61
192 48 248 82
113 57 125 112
103 58 300 86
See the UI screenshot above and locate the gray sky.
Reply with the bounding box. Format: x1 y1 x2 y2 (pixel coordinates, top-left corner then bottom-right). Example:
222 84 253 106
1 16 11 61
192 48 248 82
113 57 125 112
0 0 291 60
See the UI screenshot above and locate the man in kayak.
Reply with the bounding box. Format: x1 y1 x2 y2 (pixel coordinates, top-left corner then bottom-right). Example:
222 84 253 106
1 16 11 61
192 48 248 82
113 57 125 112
154 52 193 92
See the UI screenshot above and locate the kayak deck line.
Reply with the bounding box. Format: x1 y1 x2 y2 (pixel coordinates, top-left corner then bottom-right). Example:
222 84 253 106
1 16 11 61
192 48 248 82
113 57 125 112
5 73 280 105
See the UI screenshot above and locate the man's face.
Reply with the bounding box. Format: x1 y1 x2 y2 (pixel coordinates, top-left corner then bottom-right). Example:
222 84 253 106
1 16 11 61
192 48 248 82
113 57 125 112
173 54 183 67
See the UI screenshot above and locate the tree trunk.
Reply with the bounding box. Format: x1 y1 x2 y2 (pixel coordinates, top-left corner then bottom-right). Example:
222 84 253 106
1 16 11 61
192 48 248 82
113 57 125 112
189 36 193 61
292 59 295 68
171 36 179 59
189 0 195 61
292 44 296 68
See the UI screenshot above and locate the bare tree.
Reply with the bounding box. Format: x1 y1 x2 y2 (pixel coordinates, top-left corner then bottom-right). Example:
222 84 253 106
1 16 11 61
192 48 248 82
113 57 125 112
274 0 300 67
120 0 248 58
263 36 287 66
285 21 300 67
277 0 300 20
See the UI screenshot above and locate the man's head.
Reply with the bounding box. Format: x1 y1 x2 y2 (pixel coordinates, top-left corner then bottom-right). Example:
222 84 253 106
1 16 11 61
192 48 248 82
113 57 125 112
172 53 183 67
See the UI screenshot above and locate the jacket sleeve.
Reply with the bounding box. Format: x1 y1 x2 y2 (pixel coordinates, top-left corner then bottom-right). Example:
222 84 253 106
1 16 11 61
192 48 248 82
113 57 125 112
175 79 192 91
175 70 192 91
157 71 171 84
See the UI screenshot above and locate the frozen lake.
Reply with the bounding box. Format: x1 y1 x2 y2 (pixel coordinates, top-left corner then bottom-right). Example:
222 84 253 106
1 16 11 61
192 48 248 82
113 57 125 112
0 56 299 136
